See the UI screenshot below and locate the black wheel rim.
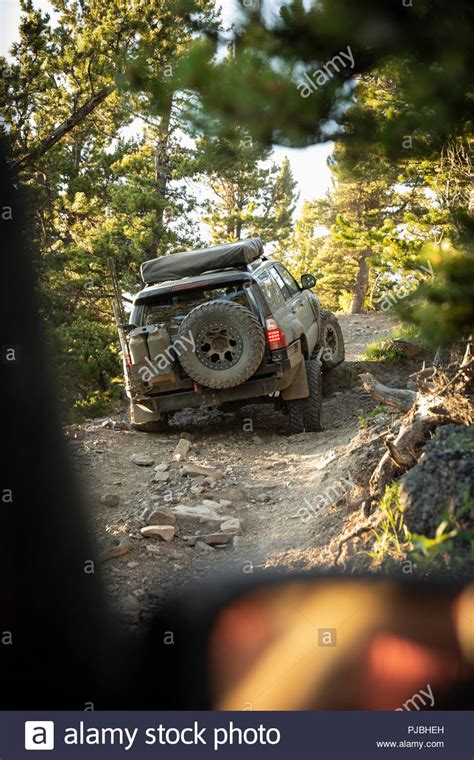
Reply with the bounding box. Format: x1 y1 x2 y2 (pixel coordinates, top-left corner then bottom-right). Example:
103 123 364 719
195 323 243 370
323 324 338 359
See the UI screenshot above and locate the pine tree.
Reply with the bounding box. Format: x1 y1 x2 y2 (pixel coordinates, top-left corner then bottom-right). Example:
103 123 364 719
194 129 298 247
0 0 220 417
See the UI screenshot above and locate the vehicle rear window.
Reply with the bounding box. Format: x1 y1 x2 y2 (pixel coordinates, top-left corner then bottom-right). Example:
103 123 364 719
142 283 249 329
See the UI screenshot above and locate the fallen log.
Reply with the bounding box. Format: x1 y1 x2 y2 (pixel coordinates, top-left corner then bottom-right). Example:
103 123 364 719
358 373 416 412
360 355 474 504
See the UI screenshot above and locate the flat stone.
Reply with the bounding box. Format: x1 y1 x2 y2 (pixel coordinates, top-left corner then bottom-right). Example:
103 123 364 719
146 508 176 526
170 504 226 531
202 498 221 508
154 462 170 472
195 541 215 553
220 518 241 535
130 453 154 466
172 438 192 462
216 489 247 504
153 471 170 482
181 463 225 480
140 525 175 542
196 532 234 546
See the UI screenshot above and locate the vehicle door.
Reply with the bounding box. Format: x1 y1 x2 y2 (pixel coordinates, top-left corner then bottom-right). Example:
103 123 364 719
270 264 319 354
254 266 298 345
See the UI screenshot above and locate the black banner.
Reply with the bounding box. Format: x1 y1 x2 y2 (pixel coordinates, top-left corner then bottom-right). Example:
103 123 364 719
2 710 473 758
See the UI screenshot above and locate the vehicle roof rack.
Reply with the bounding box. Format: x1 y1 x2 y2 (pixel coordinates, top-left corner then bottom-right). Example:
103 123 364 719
141 238 264 284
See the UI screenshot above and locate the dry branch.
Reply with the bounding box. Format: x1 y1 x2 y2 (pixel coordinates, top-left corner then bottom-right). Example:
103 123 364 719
360 358 473 505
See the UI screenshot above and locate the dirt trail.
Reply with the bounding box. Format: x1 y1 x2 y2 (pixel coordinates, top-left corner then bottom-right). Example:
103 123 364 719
68 313 409 622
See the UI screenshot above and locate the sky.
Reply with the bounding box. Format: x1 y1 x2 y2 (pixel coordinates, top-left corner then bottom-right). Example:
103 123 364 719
0 0 334 204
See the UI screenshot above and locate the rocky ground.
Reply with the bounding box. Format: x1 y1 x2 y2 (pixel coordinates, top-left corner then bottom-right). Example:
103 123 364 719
66 313 429 625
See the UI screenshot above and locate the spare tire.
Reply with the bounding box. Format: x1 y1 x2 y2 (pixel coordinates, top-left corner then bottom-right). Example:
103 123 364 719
176 300 265 389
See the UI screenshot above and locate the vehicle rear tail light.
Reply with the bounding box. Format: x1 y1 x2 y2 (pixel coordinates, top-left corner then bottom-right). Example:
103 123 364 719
265 316 288 350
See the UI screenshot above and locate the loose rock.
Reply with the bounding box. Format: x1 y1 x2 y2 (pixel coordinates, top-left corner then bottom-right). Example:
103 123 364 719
98 535 133 563
172 438 192 462
100 494 120 508
153 471 170 482
140 525 175 542
195 532 234 546
220 518 241 535
170 504 227 532
181 463 225 480
130 453 154 467
146 508 177 526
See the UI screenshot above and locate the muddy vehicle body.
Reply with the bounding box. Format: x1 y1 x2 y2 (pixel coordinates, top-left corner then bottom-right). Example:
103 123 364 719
116 238 344 434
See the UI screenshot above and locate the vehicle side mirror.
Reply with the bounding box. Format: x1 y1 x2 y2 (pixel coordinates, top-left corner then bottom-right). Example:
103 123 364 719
301 274 316 289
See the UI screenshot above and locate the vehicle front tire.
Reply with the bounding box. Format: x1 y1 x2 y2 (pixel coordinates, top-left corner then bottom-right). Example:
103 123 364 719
315 310 345 370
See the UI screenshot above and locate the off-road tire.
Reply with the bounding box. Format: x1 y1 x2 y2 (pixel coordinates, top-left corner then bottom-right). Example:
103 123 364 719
286 359 323 434
303 359 323 432
314 309 345 370
177 300 265 390
287 398 306 434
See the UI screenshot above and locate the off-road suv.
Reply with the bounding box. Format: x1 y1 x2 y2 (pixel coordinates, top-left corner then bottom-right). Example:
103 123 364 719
114 237 344 434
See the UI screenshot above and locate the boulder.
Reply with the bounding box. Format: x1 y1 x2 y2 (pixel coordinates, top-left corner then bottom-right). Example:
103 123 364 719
399 424 474 536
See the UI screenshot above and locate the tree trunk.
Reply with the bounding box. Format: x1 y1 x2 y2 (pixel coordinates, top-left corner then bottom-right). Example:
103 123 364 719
350 251 370 314
153 95 173 255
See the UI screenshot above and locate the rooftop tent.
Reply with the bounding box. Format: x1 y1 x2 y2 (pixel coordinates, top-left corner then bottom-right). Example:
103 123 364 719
140 238 264 285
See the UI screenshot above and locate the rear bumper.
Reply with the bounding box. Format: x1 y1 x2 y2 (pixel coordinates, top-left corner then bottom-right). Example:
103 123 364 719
131 340 303 416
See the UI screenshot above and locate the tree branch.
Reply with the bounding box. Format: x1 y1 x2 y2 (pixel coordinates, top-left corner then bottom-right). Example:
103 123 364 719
10 84 116 175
